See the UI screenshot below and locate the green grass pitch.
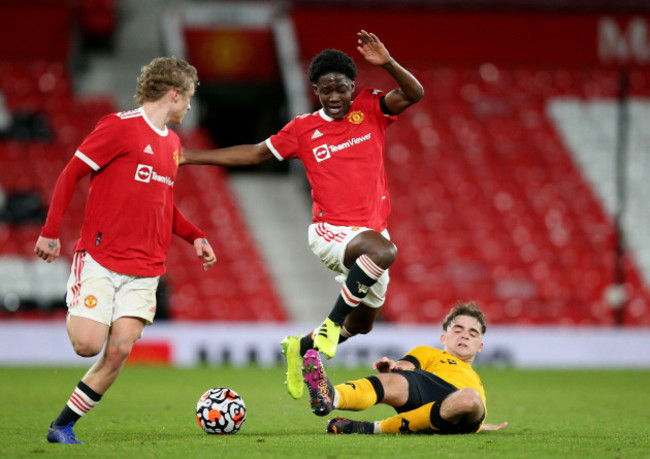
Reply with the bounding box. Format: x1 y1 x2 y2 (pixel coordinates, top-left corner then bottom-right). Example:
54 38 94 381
1 365 648 457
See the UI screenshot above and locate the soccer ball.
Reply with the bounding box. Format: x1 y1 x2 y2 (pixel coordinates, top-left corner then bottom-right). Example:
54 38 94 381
196 387 246 435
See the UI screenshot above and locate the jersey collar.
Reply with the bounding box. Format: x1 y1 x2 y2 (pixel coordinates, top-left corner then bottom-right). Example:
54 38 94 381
318 108 335 122
138 107 169 137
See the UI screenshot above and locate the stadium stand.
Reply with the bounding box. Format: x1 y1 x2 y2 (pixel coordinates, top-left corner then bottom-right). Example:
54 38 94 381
0 0 286 322
352 65 650 326
1 1 649 328
167 130 286 321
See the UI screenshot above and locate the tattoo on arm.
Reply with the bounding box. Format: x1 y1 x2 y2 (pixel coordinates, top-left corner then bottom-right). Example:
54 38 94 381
48 241 57 249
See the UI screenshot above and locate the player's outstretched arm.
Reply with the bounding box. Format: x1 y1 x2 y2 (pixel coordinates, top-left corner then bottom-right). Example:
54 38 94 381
181 141 273 167
356 30 424 115
373 356 415 373
34 156 92 263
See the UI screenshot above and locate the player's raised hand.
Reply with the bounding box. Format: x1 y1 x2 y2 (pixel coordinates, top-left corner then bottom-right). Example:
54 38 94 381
357 30 392 67
373 357 397 373
34 236 61 263
194 237 217 270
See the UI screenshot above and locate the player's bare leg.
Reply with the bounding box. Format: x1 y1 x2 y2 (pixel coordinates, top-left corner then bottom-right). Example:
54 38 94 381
66 315 109 357
81 316 145 393
342 303 381 337
439 388 485 426
48 316 144 443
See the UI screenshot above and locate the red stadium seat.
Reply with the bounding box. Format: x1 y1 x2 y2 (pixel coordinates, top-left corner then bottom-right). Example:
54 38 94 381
363 63 650 325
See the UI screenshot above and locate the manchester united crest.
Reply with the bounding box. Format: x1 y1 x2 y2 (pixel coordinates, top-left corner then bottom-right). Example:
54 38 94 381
84 295 98 309
173 150 180 166
347 110 364 125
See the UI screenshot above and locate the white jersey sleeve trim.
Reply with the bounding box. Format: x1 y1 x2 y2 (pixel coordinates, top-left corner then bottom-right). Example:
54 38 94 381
265 138 285 161
75 150 100 171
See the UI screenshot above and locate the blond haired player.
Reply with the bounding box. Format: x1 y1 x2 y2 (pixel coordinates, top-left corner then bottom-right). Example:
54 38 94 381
34 57 216 444
302 302 508 434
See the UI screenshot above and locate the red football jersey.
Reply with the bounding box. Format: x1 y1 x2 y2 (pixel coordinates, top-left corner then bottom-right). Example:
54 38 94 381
71 108 183 276
266 89 397 231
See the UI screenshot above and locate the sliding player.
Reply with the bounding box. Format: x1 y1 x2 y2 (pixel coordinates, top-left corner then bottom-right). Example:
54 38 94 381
302 302 508 434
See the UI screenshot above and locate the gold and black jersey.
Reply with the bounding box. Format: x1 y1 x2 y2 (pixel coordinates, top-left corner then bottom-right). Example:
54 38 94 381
401 345 486 408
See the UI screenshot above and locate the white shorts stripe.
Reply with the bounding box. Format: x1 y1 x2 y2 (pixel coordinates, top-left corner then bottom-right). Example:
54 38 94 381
315 222 347 242
70 251 85 306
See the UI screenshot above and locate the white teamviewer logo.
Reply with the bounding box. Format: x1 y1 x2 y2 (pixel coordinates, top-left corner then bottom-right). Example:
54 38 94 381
134 164 174 186
312 133 372 162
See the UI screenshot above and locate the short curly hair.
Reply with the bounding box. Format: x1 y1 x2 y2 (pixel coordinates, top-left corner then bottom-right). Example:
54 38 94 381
134 57 198 106
443 302 487 335
308 49 357 84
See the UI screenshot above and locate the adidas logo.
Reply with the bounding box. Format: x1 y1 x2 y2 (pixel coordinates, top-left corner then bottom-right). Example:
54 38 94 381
143 144 154 154
311 129 323 139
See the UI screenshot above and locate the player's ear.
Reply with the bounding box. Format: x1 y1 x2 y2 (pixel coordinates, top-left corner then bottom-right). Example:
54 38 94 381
439 333 445 346
350 81 355 93
312 83 319 96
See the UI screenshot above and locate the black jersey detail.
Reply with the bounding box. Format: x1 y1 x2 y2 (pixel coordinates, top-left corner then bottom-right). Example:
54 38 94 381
401 354 421 369
379 96 397 116
367 375 385 403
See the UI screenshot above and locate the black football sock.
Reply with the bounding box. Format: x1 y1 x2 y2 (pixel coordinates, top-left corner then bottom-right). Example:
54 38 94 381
299 334 314 357
337 326 354 344
328 254 385 325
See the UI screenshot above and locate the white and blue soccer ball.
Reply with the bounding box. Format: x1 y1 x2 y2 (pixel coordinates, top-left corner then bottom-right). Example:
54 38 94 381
196 388 246 435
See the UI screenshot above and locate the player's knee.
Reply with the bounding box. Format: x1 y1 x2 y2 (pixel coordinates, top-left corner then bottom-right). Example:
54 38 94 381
102 339 137 370
432 389 485 433
348 232 397 268
71 339 103 357
453 388 484 417
371 241 397 268
111 338 137 361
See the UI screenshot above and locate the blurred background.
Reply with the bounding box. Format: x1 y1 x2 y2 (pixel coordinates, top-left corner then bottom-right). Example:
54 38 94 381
1 0 649 368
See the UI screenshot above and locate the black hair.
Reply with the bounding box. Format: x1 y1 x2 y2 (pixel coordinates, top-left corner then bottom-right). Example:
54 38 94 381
308 49 357 84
